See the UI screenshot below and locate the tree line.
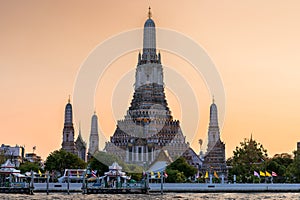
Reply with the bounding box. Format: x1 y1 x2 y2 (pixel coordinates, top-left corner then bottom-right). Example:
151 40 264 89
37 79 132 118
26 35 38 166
227 137 300 183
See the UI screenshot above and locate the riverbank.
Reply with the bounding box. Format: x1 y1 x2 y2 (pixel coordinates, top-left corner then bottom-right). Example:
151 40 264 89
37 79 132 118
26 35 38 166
31 183 300 193
149 183 300 193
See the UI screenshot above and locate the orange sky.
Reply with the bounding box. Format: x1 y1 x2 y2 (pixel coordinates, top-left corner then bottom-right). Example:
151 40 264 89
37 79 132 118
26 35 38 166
1 0 300 160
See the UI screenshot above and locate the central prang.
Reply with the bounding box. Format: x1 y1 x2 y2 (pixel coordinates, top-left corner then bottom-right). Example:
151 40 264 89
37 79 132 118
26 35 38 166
105 9 189 167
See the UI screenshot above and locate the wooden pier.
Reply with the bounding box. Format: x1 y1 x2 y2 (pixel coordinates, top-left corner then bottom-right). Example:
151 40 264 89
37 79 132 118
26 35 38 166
0 187 32 194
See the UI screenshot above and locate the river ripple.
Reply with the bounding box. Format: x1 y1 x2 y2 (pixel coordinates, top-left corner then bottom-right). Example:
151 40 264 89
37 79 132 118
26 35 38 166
0 193 299 200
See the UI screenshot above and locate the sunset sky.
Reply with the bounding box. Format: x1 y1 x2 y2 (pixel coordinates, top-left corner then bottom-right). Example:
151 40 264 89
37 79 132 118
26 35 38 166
1 0 300 160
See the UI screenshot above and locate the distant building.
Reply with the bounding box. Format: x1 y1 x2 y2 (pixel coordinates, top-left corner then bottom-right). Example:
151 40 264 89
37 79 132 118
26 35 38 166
88 112 99 160
61 98 86 161
25 153 42 163
200 99 227 179
182 147 202 170
0 144 24 167
297 142 300 152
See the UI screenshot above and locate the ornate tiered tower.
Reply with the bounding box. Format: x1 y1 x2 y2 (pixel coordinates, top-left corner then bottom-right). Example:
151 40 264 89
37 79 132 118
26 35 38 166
201 98 227 178
61 98 76 154
61 98 87 161
105 8 189 166
88 112 99 159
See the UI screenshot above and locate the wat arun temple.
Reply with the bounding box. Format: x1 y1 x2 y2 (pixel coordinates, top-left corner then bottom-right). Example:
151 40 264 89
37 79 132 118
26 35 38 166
102 8 227 177
105 9 189 167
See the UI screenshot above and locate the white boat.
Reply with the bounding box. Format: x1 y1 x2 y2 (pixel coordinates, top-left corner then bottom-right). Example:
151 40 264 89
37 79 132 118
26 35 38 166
57 169 86 183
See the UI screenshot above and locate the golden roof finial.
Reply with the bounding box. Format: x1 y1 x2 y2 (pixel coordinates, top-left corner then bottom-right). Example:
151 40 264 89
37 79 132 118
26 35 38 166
212 95 215 104
148 6 152 19
68 95 71 103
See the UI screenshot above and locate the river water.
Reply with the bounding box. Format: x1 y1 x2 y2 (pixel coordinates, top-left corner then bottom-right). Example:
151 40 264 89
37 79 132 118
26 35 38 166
0 193 299 200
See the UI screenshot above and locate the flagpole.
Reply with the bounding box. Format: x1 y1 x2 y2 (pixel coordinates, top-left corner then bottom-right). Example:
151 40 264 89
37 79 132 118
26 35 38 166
146 172 149 194
67 169 70 195
46 171 49 195
160 171 163 195
82 169 87 194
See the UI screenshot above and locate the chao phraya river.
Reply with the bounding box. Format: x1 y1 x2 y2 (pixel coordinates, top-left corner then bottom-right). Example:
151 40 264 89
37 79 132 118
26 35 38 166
0 193 299 200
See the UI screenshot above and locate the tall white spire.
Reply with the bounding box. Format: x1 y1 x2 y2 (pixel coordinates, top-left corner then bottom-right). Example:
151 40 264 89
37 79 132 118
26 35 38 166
142 7 157 62
88 112 99 156
135 8 163 89
209 97 219 127
207 98 220 151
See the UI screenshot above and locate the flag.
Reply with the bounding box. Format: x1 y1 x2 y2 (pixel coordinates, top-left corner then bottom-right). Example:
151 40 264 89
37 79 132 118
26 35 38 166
254 171 260 177
38 170 42 177
150 171 155 178
91 170 97 177
164 171 168 178
204 171 209 179
265 171 271 177
213 171 219 179
272 171 277 177
259 171 265 177
157 171 161 178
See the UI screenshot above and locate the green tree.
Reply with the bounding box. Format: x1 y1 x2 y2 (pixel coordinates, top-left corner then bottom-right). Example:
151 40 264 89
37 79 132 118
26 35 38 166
265 153 293 183
286 150 300 183
165 157 197 183
19 161 41 173
88 157 108 176
164 169 179 183
227 137 268 183
175 171 185 183
44 149 86 176
125 164 143 181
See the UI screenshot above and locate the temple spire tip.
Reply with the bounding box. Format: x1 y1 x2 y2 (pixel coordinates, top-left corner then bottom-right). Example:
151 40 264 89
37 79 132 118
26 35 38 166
148 6 152 18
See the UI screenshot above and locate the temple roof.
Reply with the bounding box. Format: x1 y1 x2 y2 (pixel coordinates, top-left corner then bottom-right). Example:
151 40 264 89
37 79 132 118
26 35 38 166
76 132 86 147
